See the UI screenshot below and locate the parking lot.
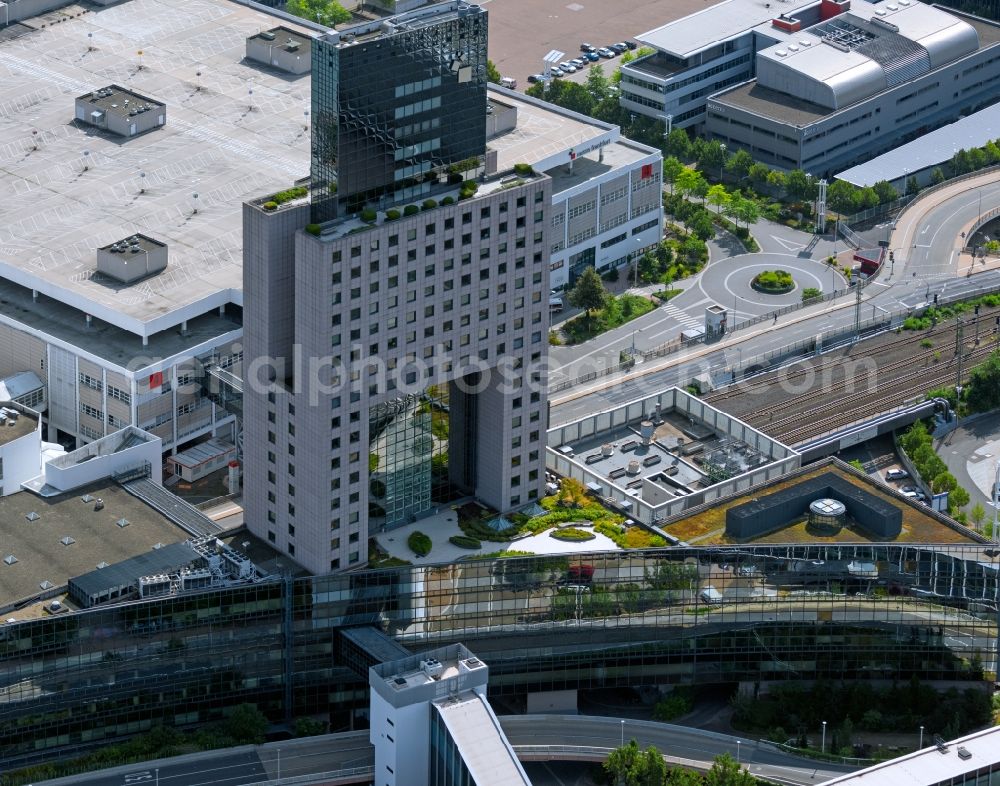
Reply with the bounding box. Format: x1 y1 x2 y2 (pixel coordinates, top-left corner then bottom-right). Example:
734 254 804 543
484 0 719 87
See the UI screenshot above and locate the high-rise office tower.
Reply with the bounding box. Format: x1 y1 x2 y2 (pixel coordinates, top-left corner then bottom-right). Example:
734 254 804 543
244 0 551 574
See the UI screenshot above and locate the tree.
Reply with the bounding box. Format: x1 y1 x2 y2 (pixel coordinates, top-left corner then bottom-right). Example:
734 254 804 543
665 128 692 160
965 351 1000 412
675 168 703 200
932 472 958 494
733 194 761 228
949 485 970 512
748 162 771 190
766 169 786 192
785 169 817 202
970 501 987 530
930 167 946 185
554 81 595 115
905 176 920 196
698 140 728 177
486 59 502 84
586 64 610 102
705 753 756 786
663 157 684 195
828 179 860 214
639 746 668 786
568 267 607 326
225 703 267 745
707 184 730 215
872 180 899 204
604 739 641 786
858 186 879 210
725 148 754 182
690 210 715 241
286 0 351 26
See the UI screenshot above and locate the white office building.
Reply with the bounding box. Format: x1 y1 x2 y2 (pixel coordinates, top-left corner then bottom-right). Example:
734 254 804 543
487 88 663 290
369 644 532 786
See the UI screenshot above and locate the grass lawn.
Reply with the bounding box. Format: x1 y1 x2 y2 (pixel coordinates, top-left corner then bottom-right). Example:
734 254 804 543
653 288 682 302
561 294 656 345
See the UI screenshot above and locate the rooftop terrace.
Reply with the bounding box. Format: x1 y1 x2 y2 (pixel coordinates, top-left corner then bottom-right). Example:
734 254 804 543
661 461 982 546
0 0 310 339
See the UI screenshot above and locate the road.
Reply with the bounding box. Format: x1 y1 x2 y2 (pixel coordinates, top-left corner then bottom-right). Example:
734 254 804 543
550 172 1000 426
31 716 857 786
938 409 1000 512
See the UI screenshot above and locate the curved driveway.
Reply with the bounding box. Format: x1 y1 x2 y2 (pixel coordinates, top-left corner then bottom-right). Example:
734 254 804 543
552 171 1000 422
32 715 856 786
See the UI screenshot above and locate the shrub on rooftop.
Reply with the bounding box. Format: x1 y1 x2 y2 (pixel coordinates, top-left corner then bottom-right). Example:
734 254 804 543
403 204 420 216
262 201 278 211
385 209 401 221
422 199 438 210
360 208 377 223
305 223 321 236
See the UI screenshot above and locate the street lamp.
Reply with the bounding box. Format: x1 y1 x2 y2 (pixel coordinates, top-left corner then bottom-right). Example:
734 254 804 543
821 721 827 754
621 719 625 747
919 726 924 750
736 740 742 765
631 327 641 357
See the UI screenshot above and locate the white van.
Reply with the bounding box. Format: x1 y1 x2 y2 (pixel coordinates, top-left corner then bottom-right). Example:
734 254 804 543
499 77 517 89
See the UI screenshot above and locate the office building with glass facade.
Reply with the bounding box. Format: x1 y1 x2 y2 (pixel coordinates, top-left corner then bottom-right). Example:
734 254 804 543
1 533 996 765
243 0 550 575
310 1 489 221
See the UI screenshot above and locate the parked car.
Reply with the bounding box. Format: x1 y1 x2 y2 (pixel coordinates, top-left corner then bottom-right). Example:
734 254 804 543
499 76 517 89
597 47 616 58
558 62 577 73
610 43 628 53
570 57 587 68
885 469 909 481
550 68 564 77
527 73 547 83
580 43 597 53
624 40 638 50
549 295 564 312
584 51 600 62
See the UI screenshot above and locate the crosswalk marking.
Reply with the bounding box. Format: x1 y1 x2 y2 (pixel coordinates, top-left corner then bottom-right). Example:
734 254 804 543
661 302 701 329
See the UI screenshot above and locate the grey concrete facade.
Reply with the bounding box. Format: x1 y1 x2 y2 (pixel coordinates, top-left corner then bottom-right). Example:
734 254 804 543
243 178 552 574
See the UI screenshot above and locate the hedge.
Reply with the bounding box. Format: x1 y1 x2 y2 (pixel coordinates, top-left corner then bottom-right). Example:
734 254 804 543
305 223 321 236
422 199 438 210
403 204 420 216
384 209 401 221
449 535 482 549
407 531 432 557
550 526 596 542
360 208 377 223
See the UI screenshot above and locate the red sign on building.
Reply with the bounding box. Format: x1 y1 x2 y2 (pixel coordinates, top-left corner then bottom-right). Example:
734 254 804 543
641 163 654 179
149 371 163 389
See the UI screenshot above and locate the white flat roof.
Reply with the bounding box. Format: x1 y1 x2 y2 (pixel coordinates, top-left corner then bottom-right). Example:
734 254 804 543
636 0 817 58
819 726 1000 786
487 86 657 182
433 693 532 786
835 102 1000 186
0 0 311 338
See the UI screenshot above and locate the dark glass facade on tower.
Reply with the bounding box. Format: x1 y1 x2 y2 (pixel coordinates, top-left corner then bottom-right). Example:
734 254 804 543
310 1 489 221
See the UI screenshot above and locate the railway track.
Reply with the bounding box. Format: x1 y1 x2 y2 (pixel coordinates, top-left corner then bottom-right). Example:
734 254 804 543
705 305 1000 407
760 341 997 444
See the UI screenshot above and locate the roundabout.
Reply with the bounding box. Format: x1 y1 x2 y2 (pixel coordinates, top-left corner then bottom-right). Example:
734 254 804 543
697 252 850 318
